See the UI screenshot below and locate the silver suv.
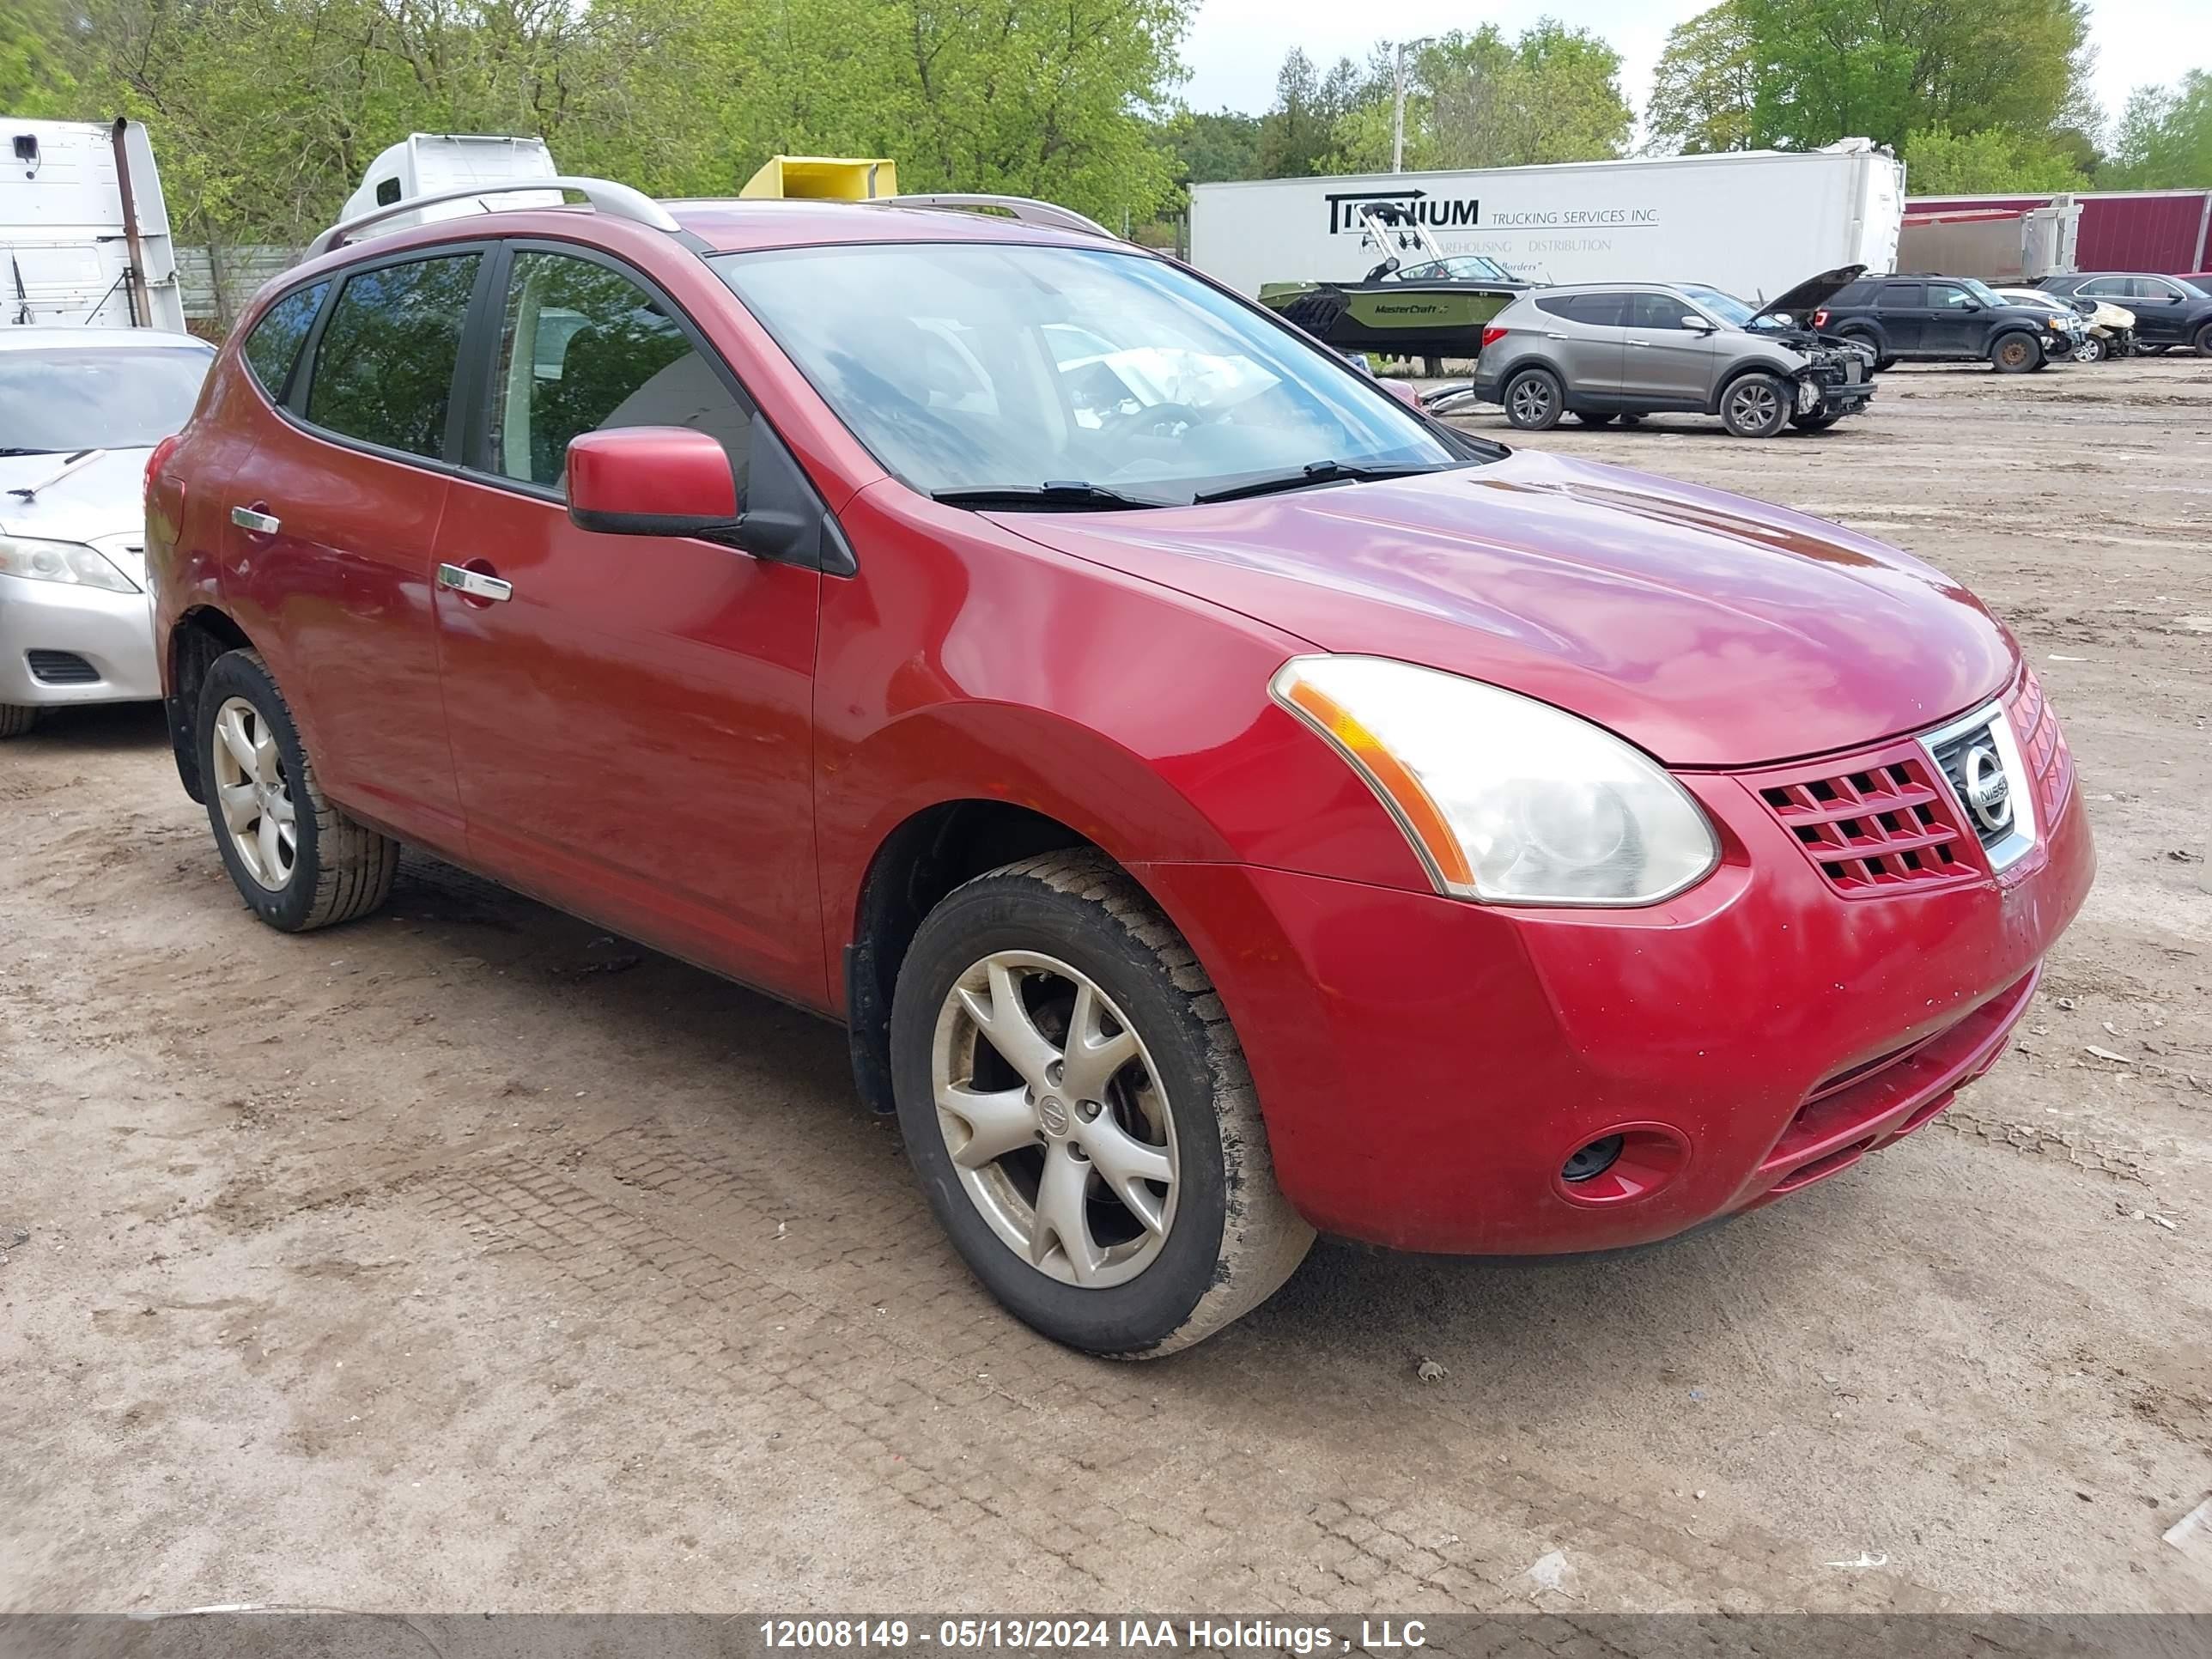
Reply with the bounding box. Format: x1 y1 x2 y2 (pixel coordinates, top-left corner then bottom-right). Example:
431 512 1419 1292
1469 268 1877 439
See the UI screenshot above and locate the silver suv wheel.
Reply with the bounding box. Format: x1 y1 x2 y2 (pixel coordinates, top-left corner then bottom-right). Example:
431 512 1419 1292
210 695 296 890
932 949 1177 1288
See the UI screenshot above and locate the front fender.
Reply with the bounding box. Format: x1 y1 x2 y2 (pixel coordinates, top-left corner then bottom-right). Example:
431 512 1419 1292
811 483 1439 1005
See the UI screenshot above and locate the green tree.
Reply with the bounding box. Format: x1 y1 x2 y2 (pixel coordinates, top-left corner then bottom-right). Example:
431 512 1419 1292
1 0 75 113
1256 47 1364 176
1902 123 2089 191
1645 1 1759 154
2103 72 2212 189
1647 0 2095 158
1328 22 1632 173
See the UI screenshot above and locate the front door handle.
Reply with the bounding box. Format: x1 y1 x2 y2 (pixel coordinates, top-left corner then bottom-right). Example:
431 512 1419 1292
437 562 513 604
230 505 280 534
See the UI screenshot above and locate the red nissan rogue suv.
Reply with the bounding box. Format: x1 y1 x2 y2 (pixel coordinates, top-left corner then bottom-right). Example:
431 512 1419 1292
146 179 2094 1356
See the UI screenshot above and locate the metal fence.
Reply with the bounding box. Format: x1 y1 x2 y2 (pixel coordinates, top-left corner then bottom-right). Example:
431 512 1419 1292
174 244 301 331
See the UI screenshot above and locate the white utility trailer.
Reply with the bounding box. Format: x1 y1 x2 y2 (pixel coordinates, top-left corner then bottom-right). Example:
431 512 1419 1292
1 117 184 330
1191 140 1906 307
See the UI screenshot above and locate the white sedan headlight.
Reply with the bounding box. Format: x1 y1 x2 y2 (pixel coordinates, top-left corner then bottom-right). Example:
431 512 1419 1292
0 534 139 593
1271 655 1719 905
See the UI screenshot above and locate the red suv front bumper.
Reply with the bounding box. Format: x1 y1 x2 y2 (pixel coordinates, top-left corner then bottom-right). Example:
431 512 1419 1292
1138 681 2094 1255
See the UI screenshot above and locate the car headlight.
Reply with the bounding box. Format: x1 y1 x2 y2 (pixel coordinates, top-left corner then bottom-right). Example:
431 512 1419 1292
0 534 139 593
1271 655 1719 905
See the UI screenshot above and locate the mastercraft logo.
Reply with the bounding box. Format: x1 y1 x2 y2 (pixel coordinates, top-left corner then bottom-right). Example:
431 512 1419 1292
1324 188 1480 234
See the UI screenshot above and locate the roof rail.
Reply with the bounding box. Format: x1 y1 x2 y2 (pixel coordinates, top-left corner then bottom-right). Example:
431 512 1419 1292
878 193 1119 241
303 177 682 259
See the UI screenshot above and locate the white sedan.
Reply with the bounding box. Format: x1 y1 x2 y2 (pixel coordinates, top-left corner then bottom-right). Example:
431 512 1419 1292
1 326 215 735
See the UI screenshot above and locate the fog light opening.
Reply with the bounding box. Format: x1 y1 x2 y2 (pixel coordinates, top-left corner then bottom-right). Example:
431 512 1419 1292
1561 1135 1625 1184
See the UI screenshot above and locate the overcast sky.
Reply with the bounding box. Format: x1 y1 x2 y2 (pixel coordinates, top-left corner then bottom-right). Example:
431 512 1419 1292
1179 0 2212 140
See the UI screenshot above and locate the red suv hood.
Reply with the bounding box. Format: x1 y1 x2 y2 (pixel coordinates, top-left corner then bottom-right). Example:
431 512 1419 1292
996 449 2014 768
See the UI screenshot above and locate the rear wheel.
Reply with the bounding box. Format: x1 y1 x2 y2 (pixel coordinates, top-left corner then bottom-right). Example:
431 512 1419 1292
2194 323 2212 358
1719 373 1790 438
198 648 399 933
1503 367 1564 431
0 703 40 738
1571 410 1616 427
890 851 1312 1357
1989 332 2038 373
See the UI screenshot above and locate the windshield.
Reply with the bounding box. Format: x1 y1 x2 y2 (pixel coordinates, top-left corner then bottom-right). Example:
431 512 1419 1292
1679 286 1755 326
1960 278 2007 307
1391 255 1516 284
2179 278 2209 301
714 242 1462 506
0 345 213 453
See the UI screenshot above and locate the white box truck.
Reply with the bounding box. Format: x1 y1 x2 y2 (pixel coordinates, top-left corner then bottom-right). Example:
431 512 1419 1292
337 133 560 234
1191 140 1905 307
2 116 185 330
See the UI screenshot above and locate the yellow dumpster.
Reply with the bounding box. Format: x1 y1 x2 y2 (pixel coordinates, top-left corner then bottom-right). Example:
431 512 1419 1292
740 155 899 201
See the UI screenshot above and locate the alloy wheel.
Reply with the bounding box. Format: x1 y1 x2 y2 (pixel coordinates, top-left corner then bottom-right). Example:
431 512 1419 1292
2075 337 2105 363
931 950 1178 1288
1510 377 1553 425
210 696 296 890
1728 380 1779 430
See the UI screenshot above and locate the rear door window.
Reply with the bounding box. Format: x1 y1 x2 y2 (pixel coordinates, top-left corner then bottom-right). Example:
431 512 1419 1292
1878 283 1925 309
305 252 482 460
485 249 752 491
1564 294 1627 327
240 282 329 402
2078 277 2130 299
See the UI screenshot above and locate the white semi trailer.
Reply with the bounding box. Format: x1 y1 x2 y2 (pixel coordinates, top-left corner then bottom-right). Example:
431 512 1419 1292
1 117 184 330
1191 141 1906 307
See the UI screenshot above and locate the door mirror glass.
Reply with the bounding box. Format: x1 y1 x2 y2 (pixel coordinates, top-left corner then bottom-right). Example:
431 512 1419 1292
566 427 738 538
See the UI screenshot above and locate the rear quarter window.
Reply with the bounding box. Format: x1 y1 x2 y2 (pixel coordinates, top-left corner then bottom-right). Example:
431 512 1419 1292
240 282 329 402
305 252 482 459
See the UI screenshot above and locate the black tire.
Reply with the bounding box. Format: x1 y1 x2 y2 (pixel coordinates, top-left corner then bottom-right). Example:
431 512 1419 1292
1989 332 2038 373
1616 413 1644 427
1719 372 1790 438
1790 409 1844 432
197 647 398 933
1503 367 1564 431
1875 356 1899 371
1571 410 1616 427
2194 323 2212 358
890 850 1313 1358
0 703 40 738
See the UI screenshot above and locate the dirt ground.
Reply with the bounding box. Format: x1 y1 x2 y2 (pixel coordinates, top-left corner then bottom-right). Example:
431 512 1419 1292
3 359 2209 1619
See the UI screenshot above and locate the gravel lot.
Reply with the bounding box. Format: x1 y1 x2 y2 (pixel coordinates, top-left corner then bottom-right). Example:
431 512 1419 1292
3 360 2209 1618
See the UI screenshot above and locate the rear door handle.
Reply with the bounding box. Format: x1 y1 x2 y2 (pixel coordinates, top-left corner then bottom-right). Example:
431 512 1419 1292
437 562 514 604
230 505 280 534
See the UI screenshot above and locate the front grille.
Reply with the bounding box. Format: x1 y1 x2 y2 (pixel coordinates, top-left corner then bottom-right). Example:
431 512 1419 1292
1753 744 1975 894
2008 666 2075 825
26 650 99 685
1927 720 2015 854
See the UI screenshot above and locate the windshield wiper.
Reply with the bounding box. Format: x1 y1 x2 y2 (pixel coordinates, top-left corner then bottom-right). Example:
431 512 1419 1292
0 447 58 457
1191 459 1445 506
932 480 1165 512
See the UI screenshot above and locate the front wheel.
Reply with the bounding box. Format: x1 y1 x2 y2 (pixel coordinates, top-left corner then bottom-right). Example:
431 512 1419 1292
1503 367 1564 430
890 851 1313 1357
2074 335 2107 363
1720 373 1791 438
1990 333 2038 373
0 703 40 738
198 648 399 932
2194 323 2212 358
1790 409 1844 432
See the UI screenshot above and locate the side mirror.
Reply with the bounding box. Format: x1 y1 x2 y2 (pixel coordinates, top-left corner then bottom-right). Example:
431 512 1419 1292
565 417 854 574
567 427 738 538
1681 313 1716 331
